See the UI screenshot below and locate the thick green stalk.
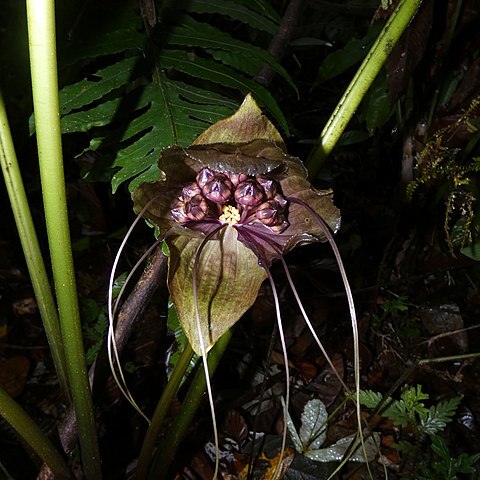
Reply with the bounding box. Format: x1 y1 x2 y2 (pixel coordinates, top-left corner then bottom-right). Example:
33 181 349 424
306 0 422 178
25 1 101 478
0 386 72 479
0 89 69 395
149 331 232 480
136 343 195 480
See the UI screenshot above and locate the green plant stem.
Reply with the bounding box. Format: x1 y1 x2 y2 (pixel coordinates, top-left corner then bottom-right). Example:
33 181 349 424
148 331 232 480
0 385 72 479
136 343 195 480
25 1 101 478
306 0 422 178
0 89 69 396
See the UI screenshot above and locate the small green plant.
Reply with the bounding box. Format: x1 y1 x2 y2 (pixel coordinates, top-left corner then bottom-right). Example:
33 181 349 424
285 398 379 464
417 435 480 480
358 385 461 435
372 295 421 339
81 298 108 365
359 386 475 478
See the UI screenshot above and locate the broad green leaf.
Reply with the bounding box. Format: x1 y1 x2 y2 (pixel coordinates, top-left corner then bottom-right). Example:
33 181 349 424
360 73 393 134
166 226 267 355
461 241 480 260
61 97 123 133
180 0 278 35
299 399 328 451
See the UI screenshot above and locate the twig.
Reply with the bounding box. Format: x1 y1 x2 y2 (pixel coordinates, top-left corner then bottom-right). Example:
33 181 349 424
254 0 306 87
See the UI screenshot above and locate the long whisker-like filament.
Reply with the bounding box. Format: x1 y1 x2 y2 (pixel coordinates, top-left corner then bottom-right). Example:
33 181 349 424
107 196 159 425
278 255 349 392
112 237 163 318
192 224 227 480
240 230 290 480
262 263 290 480
286 196 366 466
243 228 348 392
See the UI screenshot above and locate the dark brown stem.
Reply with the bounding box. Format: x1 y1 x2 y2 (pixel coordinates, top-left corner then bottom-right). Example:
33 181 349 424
254 0 306 87
38 246 168 479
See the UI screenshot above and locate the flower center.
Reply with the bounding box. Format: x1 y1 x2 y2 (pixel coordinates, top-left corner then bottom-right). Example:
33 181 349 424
219 205 241 224
171 167 289 233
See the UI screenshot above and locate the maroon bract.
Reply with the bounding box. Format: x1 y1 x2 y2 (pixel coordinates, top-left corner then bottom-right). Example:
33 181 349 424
132 139 340 354
131 94 340 356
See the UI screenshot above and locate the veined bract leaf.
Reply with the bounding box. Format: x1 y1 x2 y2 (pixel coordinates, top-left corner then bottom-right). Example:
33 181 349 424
167 226 266 354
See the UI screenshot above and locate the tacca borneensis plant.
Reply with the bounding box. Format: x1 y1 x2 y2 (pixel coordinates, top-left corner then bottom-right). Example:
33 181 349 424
109 94 362 479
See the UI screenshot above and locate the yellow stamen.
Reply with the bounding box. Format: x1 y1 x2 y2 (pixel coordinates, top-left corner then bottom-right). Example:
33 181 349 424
219 205 240 224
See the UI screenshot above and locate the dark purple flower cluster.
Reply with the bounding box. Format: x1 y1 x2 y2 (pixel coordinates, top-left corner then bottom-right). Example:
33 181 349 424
171 167 289 233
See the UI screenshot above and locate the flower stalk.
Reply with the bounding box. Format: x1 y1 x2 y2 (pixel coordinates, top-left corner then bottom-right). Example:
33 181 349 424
0 89 69 394
306 0 422 178
0 385 72 479
136 343 195 480
148 330 232 480
26 1 101 477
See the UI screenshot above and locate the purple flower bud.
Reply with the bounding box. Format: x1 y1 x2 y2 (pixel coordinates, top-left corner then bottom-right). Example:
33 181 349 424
185 194 209 221
255 200 281 226
182 182 202 200
256 175 277 199
202 173 233 204
171 200 190 223
234 179 264 207
196 167 215 189
228 172 248 187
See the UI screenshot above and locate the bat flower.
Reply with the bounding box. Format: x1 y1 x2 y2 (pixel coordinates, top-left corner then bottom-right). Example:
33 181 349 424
132 95 341 356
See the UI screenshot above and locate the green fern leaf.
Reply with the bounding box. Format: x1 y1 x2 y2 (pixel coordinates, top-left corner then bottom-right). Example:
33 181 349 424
181 0 279 34
65 6 145 62
60 57 140 116
55 2 291 191
111 77 236 192
231 0 281 23
61 97 124 133
158 49 288 132
168 17 298 95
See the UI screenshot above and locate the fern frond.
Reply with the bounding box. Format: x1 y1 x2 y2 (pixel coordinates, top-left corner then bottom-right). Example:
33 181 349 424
55 2 292 191
167 17 298 94
181 0 279 34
